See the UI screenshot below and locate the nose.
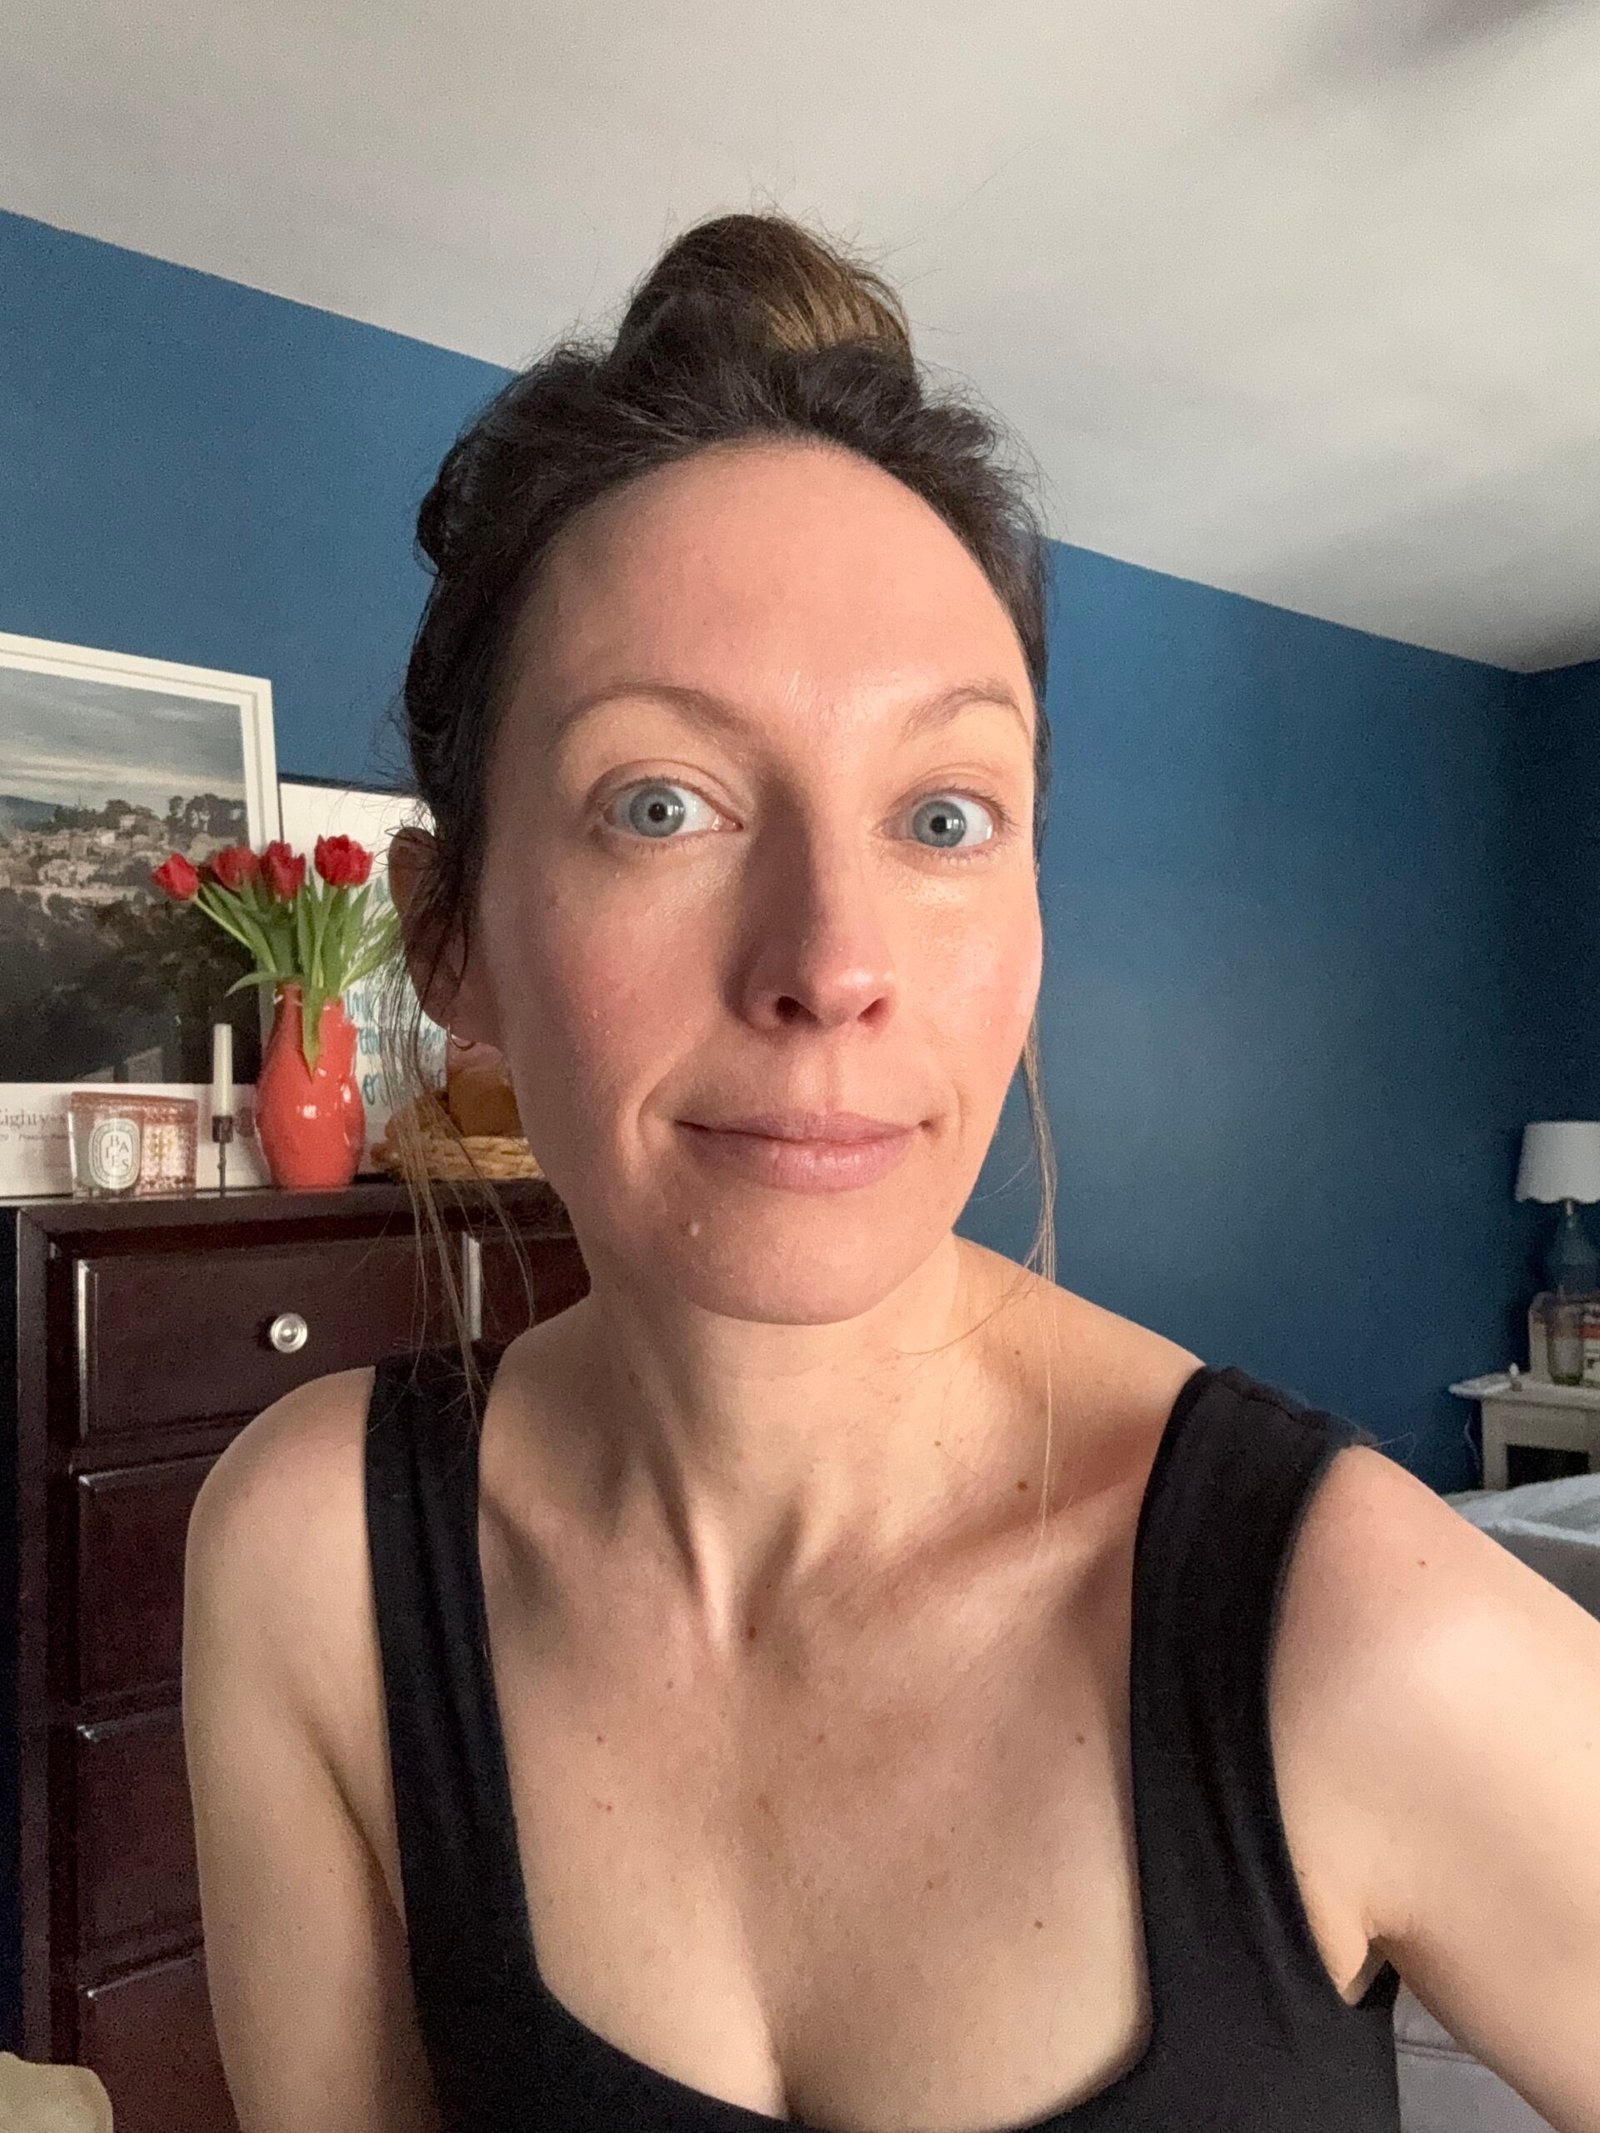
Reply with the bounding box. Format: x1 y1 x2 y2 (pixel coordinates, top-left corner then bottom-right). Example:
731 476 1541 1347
734 821 899 1033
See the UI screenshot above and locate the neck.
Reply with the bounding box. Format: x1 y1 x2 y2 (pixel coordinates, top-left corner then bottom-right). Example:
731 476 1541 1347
544 1234 1044 1645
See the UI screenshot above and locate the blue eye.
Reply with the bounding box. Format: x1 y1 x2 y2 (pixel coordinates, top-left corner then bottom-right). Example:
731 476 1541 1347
602 781 718 840
600 780 1007 857
910 793 996 853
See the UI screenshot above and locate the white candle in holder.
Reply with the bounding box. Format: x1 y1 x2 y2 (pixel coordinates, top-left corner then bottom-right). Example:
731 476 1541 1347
211 1022 233 1117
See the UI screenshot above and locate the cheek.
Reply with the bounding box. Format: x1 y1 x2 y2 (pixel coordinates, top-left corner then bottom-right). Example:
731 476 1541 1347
482 870 712 1078
925 896 1042 1066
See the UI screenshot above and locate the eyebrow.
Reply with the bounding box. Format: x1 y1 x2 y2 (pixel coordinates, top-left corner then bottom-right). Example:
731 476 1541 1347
541 680 1034 753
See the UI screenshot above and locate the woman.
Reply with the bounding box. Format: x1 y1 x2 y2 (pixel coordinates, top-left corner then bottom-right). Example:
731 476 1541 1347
182 214 1600 2133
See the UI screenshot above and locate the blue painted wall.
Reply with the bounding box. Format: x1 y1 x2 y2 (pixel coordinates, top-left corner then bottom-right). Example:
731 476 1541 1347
2 206 1583 1496
1509 661 1600 1120
0 208 505 785
984 553 1552 1490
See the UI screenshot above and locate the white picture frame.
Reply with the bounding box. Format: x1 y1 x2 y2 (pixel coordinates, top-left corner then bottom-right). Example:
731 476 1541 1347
0 630 280 1196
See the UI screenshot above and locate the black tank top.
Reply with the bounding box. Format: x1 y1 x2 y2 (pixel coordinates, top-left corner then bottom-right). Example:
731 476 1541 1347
364 1342 1404 2131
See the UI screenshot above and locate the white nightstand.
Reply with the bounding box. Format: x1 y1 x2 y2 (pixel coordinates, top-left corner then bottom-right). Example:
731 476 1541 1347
1449 1372 1600 1490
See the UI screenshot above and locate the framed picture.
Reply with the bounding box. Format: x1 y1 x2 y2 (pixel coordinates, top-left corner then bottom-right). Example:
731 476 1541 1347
0 630 280 1195
277 776 448 1173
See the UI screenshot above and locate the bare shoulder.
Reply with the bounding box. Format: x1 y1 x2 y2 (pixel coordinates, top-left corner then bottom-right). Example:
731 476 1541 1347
197 1356 375 1483
186 1363 381 1756
189 1362 377 1581
1263 1445 1455 1940
1271 1423 1600 1691
1266 1437 1600 1964
183 1368 448 2129
1269 1438 1538 1713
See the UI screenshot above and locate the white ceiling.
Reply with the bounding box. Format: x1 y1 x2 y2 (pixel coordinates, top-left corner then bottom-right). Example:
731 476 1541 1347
4 0 1599 671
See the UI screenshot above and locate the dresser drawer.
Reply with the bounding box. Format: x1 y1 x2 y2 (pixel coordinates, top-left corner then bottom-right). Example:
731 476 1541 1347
79 1946 237 2133
74 1231 466 1440
73 1706 199 1965
75 1458 214 1700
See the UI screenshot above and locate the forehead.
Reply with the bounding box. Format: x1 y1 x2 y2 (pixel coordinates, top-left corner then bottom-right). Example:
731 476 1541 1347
506 440 1032 720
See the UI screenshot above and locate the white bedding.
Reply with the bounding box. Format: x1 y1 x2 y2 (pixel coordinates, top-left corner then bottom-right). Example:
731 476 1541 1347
1444 1471 1600 1620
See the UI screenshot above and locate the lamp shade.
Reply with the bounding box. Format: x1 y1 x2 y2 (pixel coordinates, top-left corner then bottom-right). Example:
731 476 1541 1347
1515 1121 1600 1204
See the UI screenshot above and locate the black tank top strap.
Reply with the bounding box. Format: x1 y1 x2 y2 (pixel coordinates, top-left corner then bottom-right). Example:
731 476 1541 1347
363 1339 540 2110
1129 1363 1400 2058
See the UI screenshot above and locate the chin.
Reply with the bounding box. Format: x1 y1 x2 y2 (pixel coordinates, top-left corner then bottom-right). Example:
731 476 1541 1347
670 1258 926 1326
658 1199 965 1323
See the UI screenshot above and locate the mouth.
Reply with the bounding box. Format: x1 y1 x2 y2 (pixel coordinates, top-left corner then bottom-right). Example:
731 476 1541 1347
680 1113 917 1145
675 1115 922 1193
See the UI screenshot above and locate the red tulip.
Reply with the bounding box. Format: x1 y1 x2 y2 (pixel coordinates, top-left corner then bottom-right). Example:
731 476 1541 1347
313 834 373 888
151 852 200 901
260 841 307 902
208 843 261 892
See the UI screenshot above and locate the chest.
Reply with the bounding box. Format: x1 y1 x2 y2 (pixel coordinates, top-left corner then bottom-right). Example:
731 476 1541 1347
384 1508 1162 2130
353 1482 1369 2133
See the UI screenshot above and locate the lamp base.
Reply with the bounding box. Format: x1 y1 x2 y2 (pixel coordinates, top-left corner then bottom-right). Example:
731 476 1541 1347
1546 1198 1600 1295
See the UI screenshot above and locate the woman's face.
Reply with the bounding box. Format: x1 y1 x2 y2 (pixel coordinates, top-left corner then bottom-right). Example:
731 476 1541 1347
455 439 1043 1324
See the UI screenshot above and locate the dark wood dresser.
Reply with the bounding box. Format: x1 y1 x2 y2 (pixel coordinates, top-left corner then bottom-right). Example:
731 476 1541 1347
2 1177 588 2132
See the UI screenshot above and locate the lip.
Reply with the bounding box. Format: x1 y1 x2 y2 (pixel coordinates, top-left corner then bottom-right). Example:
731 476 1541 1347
677 1116 921 1193
683 1112 916 1144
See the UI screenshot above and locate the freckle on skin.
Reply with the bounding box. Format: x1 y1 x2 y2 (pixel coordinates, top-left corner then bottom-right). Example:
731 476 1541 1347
746 1624 758 1640
1075 1733 1085 1745
1017 1479 1028 1491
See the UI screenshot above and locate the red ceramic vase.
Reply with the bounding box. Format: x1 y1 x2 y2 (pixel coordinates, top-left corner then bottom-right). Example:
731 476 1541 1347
255 983 366 1190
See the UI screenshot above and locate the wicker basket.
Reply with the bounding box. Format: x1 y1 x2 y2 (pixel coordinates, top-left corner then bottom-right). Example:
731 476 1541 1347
371 1091 544 1183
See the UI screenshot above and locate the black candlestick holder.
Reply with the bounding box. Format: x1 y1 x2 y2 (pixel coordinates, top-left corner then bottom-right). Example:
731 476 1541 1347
212 1112 235 1196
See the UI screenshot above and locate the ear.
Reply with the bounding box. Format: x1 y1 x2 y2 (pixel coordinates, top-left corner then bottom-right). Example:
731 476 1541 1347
386 825 502 1048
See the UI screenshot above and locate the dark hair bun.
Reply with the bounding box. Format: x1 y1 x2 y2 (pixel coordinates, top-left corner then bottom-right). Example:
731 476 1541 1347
608 212 913 374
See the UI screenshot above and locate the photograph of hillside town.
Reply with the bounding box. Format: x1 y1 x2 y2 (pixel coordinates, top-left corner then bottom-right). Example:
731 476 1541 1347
0 659 268 1085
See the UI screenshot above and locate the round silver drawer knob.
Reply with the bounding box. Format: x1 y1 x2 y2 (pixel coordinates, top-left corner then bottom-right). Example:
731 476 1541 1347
268 1311 309 1355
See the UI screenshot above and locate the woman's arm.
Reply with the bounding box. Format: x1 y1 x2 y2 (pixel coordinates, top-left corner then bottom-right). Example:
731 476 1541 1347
182 1377 443 2133
1274 1444 1600 2133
